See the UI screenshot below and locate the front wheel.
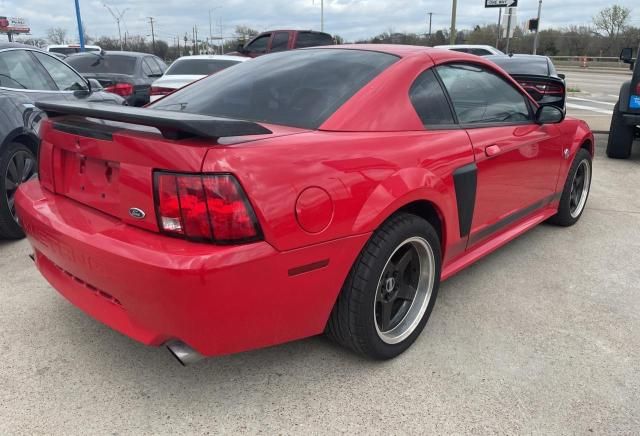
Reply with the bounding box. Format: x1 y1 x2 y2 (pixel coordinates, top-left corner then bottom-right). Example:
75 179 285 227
548 148 592 227
326 213 441 360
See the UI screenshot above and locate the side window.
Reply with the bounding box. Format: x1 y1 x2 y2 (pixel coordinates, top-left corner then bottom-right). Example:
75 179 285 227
32 52 88 91
270 32 290 52
469 48 491 56
141 58 153 76
436 64 531 124
144 57 162 76
0 50 55 90
245 34 270 53
295 32 333 48
409 69 455 126
152 56 167 73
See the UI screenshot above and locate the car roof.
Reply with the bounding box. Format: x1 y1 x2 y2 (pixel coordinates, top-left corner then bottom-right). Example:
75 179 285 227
66 50 152 58
0 42 39 51
174 55 249 62
434 44 498 50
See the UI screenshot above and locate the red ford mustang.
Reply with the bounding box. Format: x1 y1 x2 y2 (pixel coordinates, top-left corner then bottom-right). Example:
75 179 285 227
16 45 594 364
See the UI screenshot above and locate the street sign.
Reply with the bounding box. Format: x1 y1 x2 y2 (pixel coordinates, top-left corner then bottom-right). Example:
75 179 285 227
485 0 518 7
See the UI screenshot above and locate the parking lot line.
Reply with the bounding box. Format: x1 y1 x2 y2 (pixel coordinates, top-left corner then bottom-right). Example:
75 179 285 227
566 103 613 115
567 96 615 106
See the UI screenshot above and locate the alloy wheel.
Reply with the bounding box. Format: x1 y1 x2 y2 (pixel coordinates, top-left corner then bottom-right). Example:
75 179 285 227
569 159 591 219
4 150 35 222
374 236 435 345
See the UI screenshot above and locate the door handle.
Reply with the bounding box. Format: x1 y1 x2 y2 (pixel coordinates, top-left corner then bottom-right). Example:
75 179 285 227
485 145 502 157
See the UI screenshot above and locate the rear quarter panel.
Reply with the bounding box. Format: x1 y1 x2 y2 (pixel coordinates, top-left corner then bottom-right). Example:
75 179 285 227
202 129 475 264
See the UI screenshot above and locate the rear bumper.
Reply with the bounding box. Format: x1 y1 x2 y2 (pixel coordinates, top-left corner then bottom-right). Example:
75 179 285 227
16 181 368 357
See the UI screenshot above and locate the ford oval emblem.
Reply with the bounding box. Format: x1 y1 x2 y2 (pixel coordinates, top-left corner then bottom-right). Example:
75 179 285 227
129 208 146 219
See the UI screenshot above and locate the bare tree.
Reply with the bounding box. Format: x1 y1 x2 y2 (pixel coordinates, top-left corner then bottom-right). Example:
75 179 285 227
593 5 632 39
46 27 68 44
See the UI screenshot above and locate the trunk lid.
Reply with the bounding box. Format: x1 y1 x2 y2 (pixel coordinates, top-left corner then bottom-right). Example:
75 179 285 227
36 102 305 233
80 73 134 88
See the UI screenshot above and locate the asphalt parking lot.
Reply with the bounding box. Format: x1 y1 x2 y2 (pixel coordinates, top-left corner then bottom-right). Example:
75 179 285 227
1 134 639 434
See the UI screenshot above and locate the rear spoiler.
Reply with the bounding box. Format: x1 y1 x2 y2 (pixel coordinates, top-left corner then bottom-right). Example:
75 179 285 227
35 101 272 140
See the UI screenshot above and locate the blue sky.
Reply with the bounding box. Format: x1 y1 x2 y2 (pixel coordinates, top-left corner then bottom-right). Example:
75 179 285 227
5 0 640 43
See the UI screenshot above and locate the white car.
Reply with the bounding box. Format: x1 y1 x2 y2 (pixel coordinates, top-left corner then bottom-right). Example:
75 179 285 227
434 44 504 56
149 55 249 102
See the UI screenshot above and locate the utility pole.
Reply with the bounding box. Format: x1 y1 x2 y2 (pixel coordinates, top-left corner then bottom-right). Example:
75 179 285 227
532 0 542 55
427 12 433 41
321 0 324 32
103 3 128 51
184 33 189 55
449 0 457 45
74 0 85 51
148 17 156 55
505 7 513 54
176 35 180 57
496 8 502 49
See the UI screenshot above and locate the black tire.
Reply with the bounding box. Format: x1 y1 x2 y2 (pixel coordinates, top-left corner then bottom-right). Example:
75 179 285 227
326 213 441 360
0 143 36 239
548 148 592 227
606 103 634 159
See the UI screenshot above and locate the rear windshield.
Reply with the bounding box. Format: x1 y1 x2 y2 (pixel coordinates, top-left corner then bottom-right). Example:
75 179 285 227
66 55 137 75
153 49 398 129
489 57 550 76
165 59 241 76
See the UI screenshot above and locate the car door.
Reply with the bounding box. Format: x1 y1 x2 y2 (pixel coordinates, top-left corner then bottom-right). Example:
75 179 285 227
436 63 563 247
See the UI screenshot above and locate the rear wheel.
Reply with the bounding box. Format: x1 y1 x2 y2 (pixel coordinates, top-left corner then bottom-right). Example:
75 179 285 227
0 143 36 239
326 213 441 360
548 148 592 227
606 103 634 159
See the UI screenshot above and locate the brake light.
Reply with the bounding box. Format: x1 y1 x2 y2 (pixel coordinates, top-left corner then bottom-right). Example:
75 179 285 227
154 172 261 244
635 83 640 95
150 86 174 96
518 80 564 97
104 83 134 97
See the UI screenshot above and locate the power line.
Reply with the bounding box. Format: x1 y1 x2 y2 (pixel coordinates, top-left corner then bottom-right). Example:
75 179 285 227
103 3 129 50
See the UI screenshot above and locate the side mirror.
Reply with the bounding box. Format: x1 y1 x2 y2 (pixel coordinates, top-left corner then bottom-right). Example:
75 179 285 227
237 44 247 54
87 78 102 91
620 47 634 64
536 105 565 125
557 73 566 80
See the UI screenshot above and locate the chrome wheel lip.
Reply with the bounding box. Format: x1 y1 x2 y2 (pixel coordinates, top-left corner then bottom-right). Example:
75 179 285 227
374 236 435 345
569 159 591 219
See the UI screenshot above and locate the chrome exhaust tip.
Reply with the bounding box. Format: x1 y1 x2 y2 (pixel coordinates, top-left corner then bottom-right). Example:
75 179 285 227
166 341 205 366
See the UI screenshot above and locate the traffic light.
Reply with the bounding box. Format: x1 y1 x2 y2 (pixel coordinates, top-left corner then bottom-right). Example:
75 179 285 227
528 18 539 32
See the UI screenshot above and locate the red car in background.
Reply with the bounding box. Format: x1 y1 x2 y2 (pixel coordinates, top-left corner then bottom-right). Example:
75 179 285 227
233 29 334 57
16 46 594 364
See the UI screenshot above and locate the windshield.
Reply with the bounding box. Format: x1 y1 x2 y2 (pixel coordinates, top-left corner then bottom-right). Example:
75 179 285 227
489 57 550 76
153 49 398 129
165 59 242 76
66 55 137 75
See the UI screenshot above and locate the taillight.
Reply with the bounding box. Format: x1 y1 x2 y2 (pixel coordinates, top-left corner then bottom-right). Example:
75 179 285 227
635 83 640 95
518 80 565 97
104 82 134 97
150 86 174 96
154 172 261 244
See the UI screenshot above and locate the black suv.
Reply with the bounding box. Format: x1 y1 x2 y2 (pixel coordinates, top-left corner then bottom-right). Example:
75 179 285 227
607 47 640 159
